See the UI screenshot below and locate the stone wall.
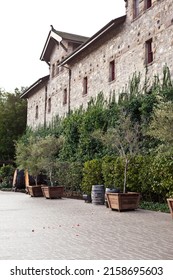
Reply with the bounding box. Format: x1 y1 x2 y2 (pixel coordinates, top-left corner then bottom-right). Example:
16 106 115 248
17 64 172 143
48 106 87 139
27 0 173 127
62 0 173 113
27 85 46 129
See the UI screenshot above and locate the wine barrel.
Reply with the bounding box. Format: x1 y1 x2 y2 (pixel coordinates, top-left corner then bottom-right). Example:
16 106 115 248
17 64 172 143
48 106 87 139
91 185 105 205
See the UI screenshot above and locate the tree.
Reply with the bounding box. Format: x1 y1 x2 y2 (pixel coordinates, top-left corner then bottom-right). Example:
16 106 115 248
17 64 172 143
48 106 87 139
147 101 173 145
93 112 141 193
39 135 64 186
0 88 27 160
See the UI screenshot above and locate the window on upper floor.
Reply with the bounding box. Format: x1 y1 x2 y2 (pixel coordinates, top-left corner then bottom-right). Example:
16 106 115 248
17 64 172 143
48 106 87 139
145 0 152 10
134 0 140 19
52 64 55 78
48 97 51 113
56 60 60 75
63 88 67 105
61 57 64 72
83 77 88 95
35 105 38 119
145 38 153 64
109 60 115 82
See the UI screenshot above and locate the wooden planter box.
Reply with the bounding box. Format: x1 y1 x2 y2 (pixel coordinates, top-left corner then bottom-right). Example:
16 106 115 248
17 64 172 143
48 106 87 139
41 186 64 199
107 192 140 211
167 198 173 219
27 185 43 197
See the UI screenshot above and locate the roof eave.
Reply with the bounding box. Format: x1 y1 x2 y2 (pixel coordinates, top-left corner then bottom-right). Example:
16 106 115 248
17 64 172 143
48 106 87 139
21 75 49 99
40 30 62 62
60 15 126 66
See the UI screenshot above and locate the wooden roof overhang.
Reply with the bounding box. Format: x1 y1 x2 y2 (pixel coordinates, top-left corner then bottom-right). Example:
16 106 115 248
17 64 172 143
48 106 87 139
20 75 49 99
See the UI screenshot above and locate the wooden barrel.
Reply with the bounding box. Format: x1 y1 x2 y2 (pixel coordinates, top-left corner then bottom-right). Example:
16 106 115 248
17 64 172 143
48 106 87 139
91 185 105 205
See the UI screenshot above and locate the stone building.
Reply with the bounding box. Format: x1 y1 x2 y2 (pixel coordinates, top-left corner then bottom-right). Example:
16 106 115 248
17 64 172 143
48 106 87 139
21 0 173 129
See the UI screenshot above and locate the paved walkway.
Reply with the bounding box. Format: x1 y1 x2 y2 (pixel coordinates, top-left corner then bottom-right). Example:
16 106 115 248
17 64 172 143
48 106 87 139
0 191 173 260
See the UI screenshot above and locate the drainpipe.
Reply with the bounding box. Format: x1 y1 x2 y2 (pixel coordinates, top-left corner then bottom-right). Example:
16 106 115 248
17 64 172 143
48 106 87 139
44 85 47 128
68 68 71 114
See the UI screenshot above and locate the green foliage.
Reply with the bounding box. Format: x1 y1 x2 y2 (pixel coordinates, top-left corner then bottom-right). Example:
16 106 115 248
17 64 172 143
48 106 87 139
0 88 27 160
149 150 173 201
140 201 169 213
102 156 124 189
14 66 173 203
81 159 103 194
0 164 15 189
55 161 83 193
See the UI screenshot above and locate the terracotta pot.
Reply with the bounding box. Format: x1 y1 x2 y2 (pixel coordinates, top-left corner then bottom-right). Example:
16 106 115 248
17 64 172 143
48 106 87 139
106 192 140 211
41 186 64 199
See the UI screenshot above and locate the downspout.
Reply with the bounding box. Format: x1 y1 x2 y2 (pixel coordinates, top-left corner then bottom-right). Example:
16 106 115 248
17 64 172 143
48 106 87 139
44 85 47 128
68 68 71 114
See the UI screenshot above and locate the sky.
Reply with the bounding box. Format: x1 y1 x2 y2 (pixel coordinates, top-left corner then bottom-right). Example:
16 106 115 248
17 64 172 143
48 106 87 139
0 0 125 92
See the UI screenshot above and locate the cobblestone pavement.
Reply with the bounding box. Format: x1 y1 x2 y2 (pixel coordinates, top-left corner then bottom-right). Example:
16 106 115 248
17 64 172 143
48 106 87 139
0 191 173 260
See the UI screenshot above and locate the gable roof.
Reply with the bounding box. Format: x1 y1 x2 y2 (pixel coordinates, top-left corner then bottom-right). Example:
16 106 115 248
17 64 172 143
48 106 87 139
21 75 49 99
60 15 126 66
40 26 89 64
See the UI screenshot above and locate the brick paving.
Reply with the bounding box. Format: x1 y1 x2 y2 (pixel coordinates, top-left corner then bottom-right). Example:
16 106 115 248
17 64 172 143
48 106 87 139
0 191 173 260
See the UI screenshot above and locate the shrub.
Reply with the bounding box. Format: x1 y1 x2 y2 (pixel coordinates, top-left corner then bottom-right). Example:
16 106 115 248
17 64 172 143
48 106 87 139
81 159 103 194
0 164 15 189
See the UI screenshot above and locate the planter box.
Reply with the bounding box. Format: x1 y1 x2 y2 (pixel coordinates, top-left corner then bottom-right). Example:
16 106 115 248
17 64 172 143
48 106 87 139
167 198 173 219
27 185 43 197
107 192 140 211
41 186 64 199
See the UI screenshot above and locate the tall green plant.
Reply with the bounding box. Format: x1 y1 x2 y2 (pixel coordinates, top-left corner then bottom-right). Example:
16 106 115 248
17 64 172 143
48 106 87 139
81 159 103 194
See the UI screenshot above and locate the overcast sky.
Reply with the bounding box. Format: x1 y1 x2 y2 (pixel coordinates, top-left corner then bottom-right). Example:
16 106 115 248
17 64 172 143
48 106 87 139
0 0 125 92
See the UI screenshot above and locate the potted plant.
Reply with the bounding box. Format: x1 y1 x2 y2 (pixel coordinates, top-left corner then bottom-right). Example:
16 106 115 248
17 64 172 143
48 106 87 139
93 113 141 211
15 135 44 197
39 135 65 199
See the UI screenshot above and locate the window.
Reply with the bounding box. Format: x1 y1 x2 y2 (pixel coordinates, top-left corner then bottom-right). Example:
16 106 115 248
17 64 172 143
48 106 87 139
63 88 67 105
145 0 152 10
48 97 51 113
146 38 153 64
35 105 38 119
109 60 115 82
52 64 55 78
61 57 64 72
83 77 88 95
56 60 60 75
134 0 139 18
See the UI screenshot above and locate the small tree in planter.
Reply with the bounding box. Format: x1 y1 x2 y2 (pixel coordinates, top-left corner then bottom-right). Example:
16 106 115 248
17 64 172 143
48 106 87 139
15 135 45 196
39 135 65 199
147 101 173 218
93 113 141 210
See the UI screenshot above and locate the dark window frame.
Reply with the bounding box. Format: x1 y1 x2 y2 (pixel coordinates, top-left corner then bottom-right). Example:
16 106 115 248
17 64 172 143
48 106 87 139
52 63 55 78
63 88 67 105
48 97 51 113
134 0 140 18
35 105 38 119
145 0 152 10
83 77 88 95
109 60 115 82
146 38 153 64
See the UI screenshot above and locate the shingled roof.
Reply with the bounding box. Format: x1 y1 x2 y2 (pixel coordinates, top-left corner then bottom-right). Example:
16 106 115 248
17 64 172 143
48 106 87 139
40 26 89 63
60 15 126 66
52 28 89 43
21 75 49 99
